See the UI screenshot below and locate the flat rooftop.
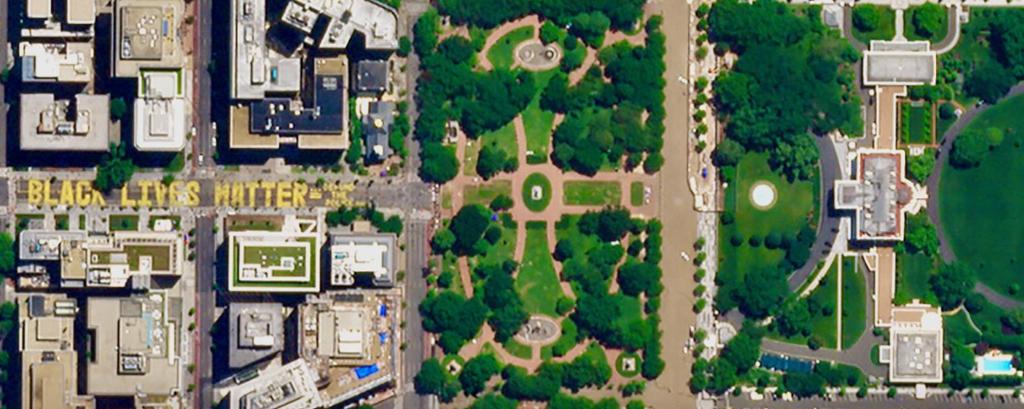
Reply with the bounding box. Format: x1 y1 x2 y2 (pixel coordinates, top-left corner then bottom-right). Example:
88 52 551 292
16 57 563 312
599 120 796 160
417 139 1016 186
113 0 185 77
20 93 111 151
329 232 396 287
284 0 398 50
886 303 944 384
863 41 936 86
134 70 187 152
20 41 93 82
86 293 182 397
298 291 400 407
19 230 87 261
834 150 913 241
229 303 285 369
229 360 324 409
61 231 184 288
228 216 322 293
18 294 96 409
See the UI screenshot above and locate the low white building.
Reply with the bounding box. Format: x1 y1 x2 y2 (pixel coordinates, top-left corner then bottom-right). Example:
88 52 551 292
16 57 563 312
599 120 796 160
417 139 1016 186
134 70 187 152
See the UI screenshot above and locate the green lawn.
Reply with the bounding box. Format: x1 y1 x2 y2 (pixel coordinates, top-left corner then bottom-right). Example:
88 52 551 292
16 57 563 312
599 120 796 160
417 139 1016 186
718 153 818 303
944 309 982 345
502 337 533 359
474 222 517 268
894 252 938 305
522 173 552 212
442 251 465 296
523 71 557 163
516 222 562 317
611 293 643 328
851 5 896 44
630 182 644 207
110 215 140 231
541 318 579 360
900 102 933 144
463 180 512 207
770 260 838 348
487 26 535 70
563 181 621 206
840 256 866 349
465 122 519 176
904 4 949 43
939 94 1024 299
937 107 958 139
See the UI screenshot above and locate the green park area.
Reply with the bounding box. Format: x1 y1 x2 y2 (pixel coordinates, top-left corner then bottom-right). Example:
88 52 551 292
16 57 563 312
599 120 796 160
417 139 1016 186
851 4 896 43
717 152 818 315
940 94 1024 299
563 181 621 206
487 26 535 70
523 70 557 163
904 3 948 43
899 102 933 145
463 180 512 207
522 173 552 212
894 252 939 306
770 260 838 349
840 256 866 349
630 182 644 206
109 215 140 231
934 8 1024 105
516 222 562 317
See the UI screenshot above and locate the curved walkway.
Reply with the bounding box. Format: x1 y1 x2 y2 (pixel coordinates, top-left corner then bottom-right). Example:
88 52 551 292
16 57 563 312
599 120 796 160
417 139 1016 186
787 134 844 291
925 84 1024 310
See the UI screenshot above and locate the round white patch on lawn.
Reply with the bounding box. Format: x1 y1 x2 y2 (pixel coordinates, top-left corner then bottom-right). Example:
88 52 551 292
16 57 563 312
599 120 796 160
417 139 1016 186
750 182 777 210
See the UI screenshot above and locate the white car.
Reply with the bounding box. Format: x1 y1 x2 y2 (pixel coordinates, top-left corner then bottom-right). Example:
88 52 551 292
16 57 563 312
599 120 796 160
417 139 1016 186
680 251 690 261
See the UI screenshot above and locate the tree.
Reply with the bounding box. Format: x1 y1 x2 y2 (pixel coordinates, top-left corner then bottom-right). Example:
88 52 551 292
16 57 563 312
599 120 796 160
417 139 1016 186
540 21 562 44
617 262 661 296
720 329 762 374
476 144 512 179
569 12 611 48
398 36 412 56
965 62 1015 104
712 139 745 167
578 207 633 242
985 127 1005 146
910 3 945 39
946 342 975 389
768 134 818 182
0 233 14 276
907 150 936 183
414 358 460 402
419 291 488 353
708 358 738 394
643 152 664 174
737 268 787 318
413 8 440 55
449 204 492 255
784 372 825 397
904 213 939 256
490 194 514 211
469 394 518 409
420 142 459 182
950 130 990 169
1002 309 1024 334
431 229 456 253
852 5 880 32
931 262 976 310
775 300 812 337
110 97 128 120
939 102 957 120
95 143 137 192
460 354 501 396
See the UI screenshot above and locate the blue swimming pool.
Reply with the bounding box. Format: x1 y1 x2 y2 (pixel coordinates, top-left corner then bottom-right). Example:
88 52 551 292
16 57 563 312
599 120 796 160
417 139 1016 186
981 356 1014 373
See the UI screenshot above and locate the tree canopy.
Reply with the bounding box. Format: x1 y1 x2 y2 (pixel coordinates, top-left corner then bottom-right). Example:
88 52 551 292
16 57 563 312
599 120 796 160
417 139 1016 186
449 204 493 255
419 291 488 353
931 262 976 310
0 233 14 276
910 3 945 39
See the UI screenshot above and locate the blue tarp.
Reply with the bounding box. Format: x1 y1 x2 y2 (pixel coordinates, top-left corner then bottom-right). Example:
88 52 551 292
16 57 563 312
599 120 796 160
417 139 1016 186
379 331 388 345
759 353 813 373
379 304 387 317
354 364 380 379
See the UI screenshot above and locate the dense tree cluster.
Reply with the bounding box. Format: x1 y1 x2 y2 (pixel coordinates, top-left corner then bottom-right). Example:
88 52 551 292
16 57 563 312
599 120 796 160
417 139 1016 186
931 262 976 310
414 358 462 402
909 3 945 39
708 0 861 180
773 272 839 340
0 233 13 277
325 205 403 235
906 149 936 183
717 224 816 316
419 291 489 353
460 354 502 396
902 213 939 256
545 18 667 175
436 0 644 31
476 144 518 179
690 325 764 394
95 143 137 192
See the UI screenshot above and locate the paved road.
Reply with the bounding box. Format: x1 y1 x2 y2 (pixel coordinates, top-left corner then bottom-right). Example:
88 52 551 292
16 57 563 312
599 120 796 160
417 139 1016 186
787 135 843 291
194 0 214 170
724 393 1023 408
195 215 216 409
925 83 1024 310
0 0 9 167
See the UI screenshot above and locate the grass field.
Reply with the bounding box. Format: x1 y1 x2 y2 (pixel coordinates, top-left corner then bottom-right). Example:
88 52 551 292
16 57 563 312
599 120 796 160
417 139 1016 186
939 94 1024 299
563 181 621 206
904 4 948 43
522 173 552 212
894 252 938 305
851 5 896 44
718 153 818 301
475 222 516 268
124 245 173 271
630 182 644 206
487 26 535 70
110 215 140 231
840 256 866 349
55 214 68 231
770 260 838 348
944 309 982 345
516 222 562 317
465 122 518 176
463 181 512 207
523 70 557 163
502 337 533 359
611 294 643 328
900 102 933 144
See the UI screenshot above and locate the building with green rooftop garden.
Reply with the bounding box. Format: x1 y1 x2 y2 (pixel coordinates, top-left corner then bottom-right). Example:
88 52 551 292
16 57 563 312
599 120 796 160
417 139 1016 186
228 215 323 293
